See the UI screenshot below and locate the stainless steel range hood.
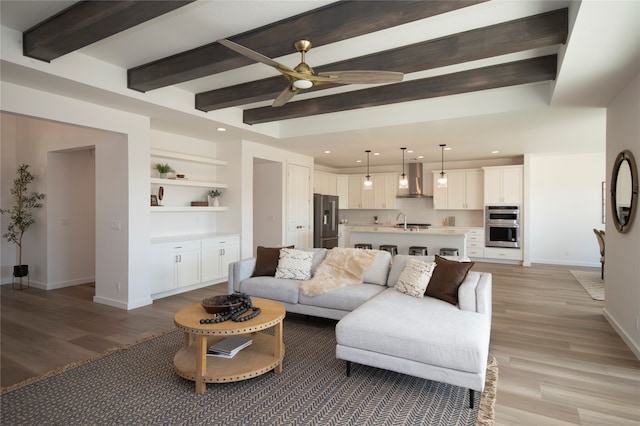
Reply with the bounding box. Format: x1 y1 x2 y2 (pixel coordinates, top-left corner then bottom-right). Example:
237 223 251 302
397 162 432 198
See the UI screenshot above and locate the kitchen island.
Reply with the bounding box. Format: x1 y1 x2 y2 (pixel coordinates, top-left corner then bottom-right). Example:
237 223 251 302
347 226 469 256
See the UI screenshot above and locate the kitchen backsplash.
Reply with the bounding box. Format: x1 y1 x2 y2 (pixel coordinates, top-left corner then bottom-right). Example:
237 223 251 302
338 197 484 227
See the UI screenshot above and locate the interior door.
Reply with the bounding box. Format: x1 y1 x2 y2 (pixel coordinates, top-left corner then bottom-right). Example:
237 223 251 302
287 164 311 248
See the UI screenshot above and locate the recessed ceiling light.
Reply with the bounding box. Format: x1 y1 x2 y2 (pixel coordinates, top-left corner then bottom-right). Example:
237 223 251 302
374 152 380 156
217 127 226 132
324 150 331 154
417 155 424 159
407 150 414 153
444 147 452 151
491 150 499 154
356 160 362 163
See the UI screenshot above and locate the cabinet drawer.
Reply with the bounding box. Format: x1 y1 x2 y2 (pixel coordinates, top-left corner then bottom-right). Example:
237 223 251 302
202 235 240 249
152 240 200 254
467 248 484 257
467 241 484 249
484 247 522 261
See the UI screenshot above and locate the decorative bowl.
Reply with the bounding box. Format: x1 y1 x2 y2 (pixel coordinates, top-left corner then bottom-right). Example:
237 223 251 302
201 295 242 314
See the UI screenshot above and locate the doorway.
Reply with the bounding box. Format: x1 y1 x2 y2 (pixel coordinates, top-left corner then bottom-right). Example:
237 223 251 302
253 158 283 252
47 148 96 289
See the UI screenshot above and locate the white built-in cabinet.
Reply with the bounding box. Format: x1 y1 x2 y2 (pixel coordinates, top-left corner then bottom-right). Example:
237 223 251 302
151 235 240 297
201 236 240 282
150 149 228 212
347 173 397 209
483 165 523 205
433 169 483 210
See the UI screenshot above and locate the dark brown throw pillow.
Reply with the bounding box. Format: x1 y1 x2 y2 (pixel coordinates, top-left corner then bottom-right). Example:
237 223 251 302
425 255 474 305
252 246 294 277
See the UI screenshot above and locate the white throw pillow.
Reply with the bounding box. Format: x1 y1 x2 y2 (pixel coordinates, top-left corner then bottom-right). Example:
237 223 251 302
275 248 313 280
395 259 437 298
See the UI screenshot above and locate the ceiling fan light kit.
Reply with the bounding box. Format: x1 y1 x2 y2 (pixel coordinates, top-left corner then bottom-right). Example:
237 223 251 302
218 38 403 107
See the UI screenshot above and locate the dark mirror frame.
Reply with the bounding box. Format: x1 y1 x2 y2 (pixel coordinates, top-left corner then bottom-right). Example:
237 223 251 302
610 149 638 233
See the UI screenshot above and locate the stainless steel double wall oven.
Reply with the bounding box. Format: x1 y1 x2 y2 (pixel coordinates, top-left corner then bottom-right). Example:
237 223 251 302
485 205 521 248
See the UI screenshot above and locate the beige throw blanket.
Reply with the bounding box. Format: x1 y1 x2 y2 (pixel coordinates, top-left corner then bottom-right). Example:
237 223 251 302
300 247 379 296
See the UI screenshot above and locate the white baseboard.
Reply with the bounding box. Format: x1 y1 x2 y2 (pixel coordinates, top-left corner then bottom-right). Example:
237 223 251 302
603 308 640 361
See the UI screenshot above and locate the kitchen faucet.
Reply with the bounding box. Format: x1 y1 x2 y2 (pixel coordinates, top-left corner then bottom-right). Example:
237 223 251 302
396 212 407 231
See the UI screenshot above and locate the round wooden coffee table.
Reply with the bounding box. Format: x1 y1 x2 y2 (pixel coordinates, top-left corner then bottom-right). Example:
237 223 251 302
173 297 285 394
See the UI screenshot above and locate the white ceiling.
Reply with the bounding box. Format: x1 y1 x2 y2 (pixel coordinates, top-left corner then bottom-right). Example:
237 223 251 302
1 0 639 169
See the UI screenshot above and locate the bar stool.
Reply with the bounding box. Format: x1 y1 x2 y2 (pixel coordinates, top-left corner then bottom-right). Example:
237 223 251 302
439 247 459 256
379 244 398 255
409 246 428 256
354 243 373 250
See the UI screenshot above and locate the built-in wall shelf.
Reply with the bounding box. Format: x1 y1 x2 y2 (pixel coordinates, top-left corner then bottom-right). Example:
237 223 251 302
150 149 227 166
151 206 228 212
150 178 228 189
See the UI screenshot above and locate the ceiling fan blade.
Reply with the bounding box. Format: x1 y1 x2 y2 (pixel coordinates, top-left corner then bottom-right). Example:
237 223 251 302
273 86 297 107
218 39 285 69
317 70 404 84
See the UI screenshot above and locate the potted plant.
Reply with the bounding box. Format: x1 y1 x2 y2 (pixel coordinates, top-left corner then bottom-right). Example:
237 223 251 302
155 163 174 178
0 164 45 286
208 189 222 207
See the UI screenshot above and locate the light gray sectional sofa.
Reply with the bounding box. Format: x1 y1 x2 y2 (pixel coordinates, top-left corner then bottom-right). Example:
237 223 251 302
228 249 492 408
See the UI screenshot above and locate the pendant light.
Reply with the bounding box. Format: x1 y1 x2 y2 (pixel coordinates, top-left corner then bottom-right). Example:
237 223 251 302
363 150 373 189
437 144 448 188
399 147 409 189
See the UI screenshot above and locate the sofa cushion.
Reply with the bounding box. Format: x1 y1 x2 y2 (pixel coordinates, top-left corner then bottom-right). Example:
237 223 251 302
299 283 386 312
387 255 435 286
426 256 474 305
395 259 436 298
275 248 313 280
252 245 293 277
238 276 300 304
336 288 490 375
362 250 392 285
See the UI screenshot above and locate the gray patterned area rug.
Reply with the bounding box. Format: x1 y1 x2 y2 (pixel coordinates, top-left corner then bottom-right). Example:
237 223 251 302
570 270 605 301
1 316 496 425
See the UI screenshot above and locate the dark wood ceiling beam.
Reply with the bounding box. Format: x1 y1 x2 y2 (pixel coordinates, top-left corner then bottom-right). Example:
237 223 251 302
196 8 567 112
128 0 486 92
23 1 194 62
242 55 558 125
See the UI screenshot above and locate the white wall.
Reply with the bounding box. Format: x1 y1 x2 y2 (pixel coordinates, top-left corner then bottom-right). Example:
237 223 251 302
1 82 152 310
604 72 640 359
527 152 606 266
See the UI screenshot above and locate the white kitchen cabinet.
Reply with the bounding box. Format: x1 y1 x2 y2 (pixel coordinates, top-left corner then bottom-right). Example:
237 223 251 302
464 228 485 258
201 236 240 282
373 174 398 209
348 174 396 209
484 247 523 261
433 169 483 210
336 175 349 209
483 165 523 205
150 149 228 212
313 171 337 195
150 240 201 294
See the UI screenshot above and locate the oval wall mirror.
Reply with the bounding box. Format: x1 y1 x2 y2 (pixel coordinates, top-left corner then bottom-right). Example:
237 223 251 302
610 150 638 233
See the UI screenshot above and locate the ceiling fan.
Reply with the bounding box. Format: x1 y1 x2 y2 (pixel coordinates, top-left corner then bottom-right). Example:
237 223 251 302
218 39 403 107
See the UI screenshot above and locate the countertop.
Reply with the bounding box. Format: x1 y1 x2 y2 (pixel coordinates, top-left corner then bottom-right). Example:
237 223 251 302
348 226 469 235
151 232 239 244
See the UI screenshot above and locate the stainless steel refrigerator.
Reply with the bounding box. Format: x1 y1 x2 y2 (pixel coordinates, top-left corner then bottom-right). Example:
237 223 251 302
313 193 339 248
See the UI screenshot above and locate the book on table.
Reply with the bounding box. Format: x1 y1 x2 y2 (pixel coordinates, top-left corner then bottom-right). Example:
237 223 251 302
207 335 252 358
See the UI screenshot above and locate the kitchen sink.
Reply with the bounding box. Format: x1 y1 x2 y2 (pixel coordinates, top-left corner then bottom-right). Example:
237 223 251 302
394 223 431 229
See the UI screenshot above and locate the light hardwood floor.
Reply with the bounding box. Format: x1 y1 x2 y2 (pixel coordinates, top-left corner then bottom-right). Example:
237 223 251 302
1 263 639 425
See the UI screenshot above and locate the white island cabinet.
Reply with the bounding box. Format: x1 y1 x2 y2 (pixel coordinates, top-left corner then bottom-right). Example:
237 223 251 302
348 226 469 257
